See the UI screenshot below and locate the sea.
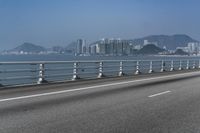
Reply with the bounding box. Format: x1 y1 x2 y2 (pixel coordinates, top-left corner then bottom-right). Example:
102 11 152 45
0 54 199 86
0 54 199 61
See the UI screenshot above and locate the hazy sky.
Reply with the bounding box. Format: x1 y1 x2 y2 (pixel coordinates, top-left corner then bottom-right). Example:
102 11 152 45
0 0 200 50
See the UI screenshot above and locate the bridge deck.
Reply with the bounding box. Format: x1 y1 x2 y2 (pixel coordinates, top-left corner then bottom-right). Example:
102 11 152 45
0 69 200 133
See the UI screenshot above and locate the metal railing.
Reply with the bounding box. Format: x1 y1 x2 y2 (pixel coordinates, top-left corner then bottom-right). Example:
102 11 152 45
0 59 200 87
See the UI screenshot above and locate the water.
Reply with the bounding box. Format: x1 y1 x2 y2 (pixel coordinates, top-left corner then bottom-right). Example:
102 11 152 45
0 54 199 61
0 54 199 86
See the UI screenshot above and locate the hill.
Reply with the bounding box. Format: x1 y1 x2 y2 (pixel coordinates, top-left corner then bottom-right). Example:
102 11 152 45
65 41 76 53
174 49 189 55
138 44 165 54
11 43 46 53
132 34 198 50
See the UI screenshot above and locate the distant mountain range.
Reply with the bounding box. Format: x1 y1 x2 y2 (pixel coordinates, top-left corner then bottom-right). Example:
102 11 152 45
131 34 198 50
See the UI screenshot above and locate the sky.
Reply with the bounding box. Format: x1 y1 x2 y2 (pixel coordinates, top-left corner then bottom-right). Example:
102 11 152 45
0 0 200 50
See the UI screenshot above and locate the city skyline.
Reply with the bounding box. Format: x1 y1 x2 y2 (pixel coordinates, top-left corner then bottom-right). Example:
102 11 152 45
2 36 200 56
1 0 200 50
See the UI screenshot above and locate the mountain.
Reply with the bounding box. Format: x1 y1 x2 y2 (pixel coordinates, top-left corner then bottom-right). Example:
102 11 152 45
138 44 165 54
132 34 198 50
174 49 189 55
65 41 76 53
11 43 46 53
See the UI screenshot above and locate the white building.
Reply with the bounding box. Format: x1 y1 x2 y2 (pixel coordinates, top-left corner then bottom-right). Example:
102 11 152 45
187 42 200 54
134 45 142 50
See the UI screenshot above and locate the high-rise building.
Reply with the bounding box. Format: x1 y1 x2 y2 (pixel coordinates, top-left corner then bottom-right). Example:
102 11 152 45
89 38 138 56
122 40 131 55
98 42 106 55
90 44 97 55
76 39 86 56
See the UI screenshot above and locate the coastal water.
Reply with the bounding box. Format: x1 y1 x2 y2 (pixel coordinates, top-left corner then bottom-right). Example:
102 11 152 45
0 54 199 86
0 54 199 61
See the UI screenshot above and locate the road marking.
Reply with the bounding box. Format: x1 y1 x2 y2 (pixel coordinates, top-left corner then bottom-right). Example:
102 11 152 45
0 71 199 103
148 91 171 98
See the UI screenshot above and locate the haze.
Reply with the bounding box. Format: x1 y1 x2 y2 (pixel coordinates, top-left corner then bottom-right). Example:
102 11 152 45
0 0 200 50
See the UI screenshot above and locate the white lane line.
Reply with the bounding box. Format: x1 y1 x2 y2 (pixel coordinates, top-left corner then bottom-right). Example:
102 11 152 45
0 71 199 103
148 91 171 98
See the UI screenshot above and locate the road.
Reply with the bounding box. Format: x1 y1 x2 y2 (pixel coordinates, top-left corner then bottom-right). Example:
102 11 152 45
1 70 200 133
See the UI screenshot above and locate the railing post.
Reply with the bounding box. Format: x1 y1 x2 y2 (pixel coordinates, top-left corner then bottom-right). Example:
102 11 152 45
118 61 124 76
37 63 47 84
160 60 165 72
199 60 200 69
192 60 196 69
0 64 3 87
179 60 182 70
148 61 153 73
72 62 79 80
186 60 189 70
135 61 140 75
98 62 104 78
170 60 174 71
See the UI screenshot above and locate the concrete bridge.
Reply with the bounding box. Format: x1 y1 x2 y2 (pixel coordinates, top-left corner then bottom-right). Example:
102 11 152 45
0 60 200 132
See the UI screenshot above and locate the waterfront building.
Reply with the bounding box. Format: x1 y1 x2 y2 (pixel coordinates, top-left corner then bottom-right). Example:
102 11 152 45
76 39 86 56
134 45 142 50
90 44 97 55
89 38 140 56
187 42 200 54
98 41 106 55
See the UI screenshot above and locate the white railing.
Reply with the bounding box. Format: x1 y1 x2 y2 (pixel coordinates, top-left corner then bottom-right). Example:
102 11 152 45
0 59 199 87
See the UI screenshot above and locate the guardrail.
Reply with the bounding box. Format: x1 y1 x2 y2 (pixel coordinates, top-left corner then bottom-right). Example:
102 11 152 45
0 59 199 87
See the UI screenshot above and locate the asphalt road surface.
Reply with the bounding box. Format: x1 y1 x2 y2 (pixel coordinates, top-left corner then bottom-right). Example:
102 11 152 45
1 70 200 133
